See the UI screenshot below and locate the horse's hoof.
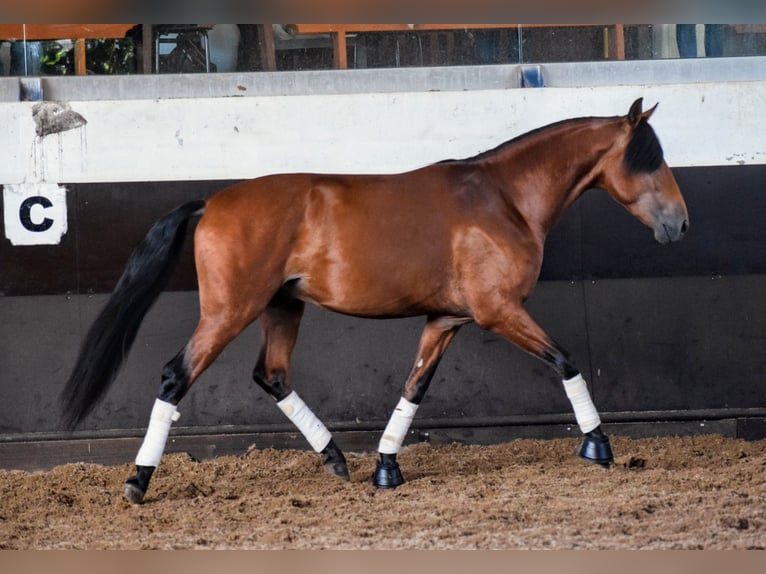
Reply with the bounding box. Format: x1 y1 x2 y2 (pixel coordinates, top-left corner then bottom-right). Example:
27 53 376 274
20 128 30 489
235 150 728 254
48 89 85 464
124 478 146 504
322 439 350 481
123 465 154 504
323 460 350 481
577 428 614 468
373 458 405 489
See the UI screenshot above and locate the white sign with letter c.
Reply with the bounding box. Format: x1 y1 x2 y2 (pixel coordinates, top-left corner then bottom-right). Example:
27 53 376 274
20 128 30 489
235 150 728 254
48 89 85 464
3 183 68 246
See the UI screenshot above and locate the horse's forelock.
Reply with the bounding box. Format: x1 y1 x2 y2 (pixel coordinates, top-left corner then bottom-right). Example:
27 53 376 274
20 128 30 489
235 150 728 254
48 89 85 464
624 118 664 173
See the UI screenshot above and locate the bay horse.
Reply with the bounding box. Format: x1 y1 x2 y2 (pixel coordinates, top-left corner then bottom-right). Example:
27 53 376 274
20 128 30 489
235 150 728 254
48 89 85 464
61 98 688 503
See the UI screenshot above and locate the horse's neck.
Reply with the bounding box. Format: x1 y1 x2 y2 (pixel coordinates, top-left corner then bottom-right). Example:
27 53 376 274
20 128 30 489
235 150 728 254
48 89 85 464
487 118 618 237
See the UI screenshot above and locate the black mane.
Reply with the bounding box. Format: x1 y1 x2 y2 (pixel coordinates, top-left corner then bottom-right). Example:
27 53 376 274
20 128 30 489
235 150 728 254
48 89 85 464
436 113 664 173
435 116 599 165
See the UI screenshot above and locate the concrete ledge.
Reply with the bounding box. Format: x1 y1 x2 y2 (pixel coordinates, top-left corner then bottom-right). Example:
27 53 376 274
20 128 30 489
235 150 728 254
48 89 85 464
1 56 764 102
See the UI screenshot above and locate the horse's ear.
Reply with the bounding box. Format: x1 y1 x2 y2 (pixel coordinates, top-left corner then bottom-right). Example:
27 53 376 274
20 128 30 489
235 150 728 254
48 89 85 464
641 102 659 122
628 97 644 127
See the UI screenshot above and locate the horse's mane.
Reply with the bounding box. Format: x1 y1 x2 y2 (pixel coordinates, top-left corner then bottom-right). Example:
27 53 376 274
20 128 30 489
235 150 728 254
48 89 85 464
437 114 664 173
436 116 600 165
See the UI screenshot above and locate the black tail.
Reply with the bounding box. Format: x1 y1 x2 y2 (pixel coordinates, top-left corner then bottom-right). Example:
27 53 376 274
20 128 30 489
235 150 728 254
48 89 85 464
60 200 206 430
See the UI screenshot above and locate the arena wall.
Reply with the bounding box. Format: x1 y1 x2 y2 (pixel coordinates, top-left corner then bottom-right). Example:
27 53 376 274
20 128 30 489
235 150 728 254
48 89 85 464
2 59 765 470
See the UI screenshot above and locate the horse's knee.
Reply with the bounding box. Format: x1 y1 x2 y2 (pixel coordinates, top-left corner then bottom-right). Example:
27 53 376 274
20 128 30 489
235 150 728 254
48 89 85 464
253 366 291 401
158 353 191 403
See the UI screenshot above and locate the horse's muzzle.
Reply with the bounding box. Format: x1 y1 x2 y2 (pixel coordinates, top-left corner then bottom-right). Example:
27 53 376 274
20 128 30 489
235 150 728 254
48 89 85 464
655 215 689 245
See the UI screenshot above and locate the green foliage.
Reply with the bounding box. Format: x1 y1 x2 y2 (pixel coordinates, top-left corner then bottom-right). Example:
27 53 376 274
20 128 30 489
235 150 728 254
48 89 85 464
40 39 136 75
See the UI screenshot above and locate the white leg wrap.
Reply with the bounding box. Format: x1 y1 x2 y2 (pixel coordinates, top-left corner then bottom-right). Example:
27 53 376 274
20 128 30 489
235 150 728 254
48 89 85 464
276 391 332 453
378 397 419 455
135 399 180 468
563 374 601 433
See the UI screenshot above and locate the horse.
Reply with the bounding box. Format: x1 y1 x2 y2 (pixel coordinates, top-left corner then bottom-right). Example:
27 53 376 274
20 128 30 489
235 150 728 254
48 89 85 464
61 98 688 503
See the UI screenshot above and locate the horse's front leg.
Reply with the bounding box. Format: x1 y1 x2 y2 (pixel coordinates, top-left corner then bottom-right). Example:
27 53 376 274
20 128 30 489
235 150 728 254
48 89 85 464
477 305 614 468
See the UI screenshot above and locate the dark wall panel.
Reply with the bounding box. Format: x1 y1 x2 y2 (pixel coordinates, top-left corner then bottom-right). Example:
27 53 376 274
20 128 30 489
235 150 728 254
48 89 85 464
3 164 766 443
3 165 766 296
585 275 766 412
75 181 235 293
0 191 79 296
0 294 81 434
542 164 766 280
0 180 238 296
0 281 588 435
4 274 766 438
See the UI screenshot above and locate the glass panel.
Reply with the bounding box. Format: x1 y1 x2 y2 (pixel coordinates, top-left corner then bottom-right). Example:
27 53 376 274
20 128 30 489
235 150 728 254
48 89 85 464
519 25 613 63
2 24 766 77
657 24 766 59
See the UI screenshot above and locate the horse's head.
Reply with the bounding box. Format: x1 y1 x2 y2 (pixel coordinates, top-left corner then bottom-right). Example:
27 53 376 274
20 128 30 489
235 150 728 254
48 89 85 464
597 98 689 244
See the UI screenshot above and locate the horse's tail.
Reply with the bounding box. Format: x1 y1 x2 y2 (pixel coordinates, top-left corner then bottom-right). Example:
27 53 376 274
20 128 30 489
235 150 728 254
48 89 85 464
60 199 206 430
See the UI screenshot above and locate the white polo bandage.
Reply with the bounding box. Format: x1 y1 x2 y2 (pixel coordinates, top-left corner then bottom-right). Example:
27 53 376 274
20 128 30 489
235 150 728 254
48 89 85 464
135 399 180 468
276 391 332 452
563 374 601 433
378 397 419 455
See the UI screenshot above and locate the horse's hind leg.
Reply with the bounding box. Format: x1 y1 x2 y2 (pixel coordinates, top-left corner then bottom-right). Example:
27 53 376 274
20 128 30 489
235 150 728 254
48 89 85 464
253 296 349 481
124 313 252 504
373 315 467 488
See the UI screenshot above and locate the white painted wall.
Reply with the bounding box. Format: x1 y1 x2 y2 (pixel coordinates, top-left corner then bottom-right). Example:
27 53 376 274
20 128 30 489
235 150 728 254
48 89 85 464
0 81 764 186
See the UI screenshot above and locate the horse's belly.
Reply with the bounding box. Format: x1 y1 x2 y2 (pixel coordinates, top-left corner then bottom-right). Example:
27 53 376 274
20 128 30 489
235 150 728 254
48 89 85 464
290 266 454 319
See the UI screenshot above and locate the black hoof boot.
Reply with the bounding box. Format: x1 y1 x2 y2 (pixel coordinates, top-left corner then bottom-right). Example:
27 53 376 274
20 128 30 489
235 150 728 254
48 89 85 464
577 427 614 468
322 438 350 481
373 453 405 489
124 465 155 504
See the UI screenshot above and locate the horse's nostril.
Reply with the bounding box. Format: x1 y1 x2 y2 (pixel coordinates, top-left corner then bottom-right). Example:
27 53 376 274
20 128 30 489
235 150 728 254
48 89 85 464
681 219 689 234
